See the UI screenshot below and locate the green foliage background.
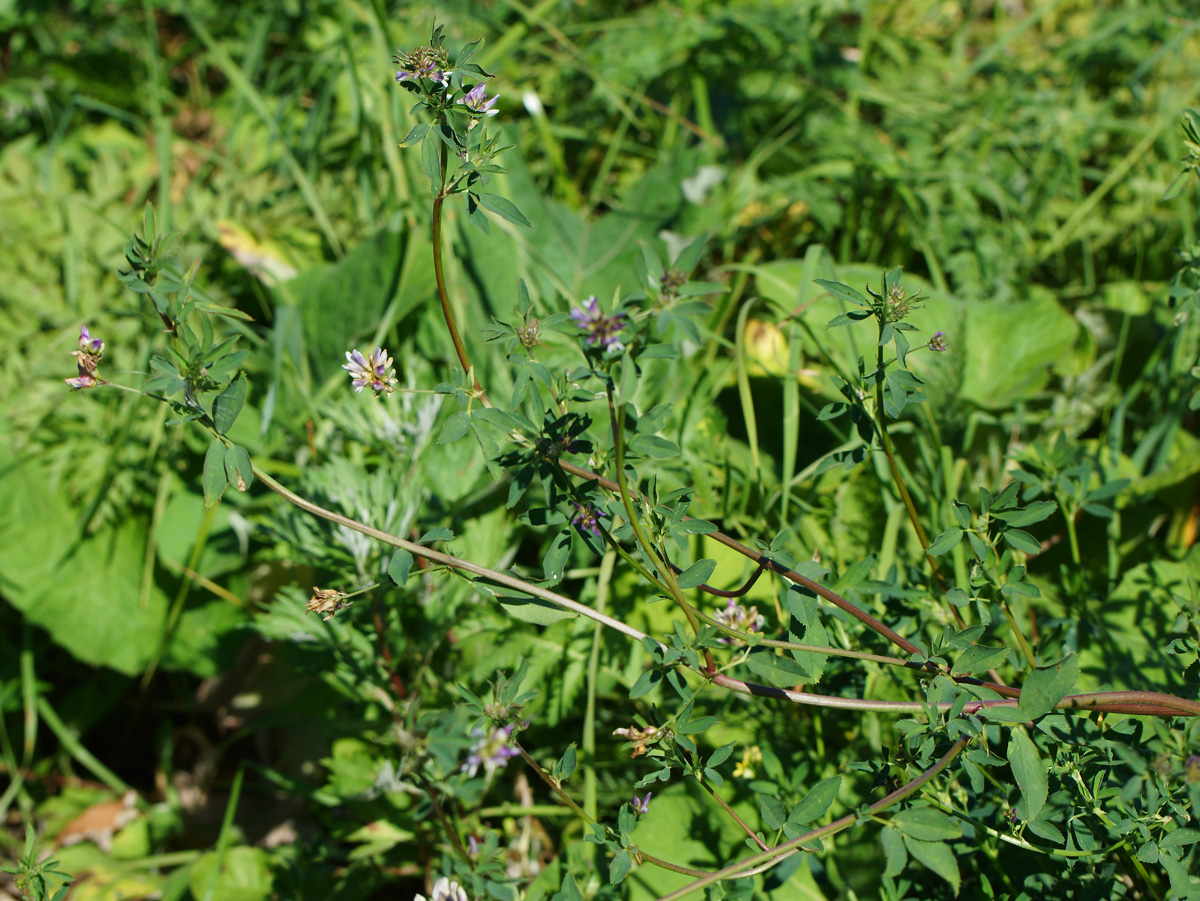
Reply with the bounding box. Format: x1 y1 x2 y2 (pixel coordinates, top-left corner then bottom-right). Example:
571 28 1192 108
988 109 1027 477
1 1 1199 900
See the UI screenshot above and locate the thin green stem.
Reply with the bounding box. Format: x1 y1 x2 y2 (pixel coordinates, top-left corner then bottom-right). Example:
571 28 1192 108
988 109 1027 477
606 388 707 654
514 743 594 825
584 551 616 823
874 344 952 599
423 779 470 862
1001 600 1038 669
698 779 770 851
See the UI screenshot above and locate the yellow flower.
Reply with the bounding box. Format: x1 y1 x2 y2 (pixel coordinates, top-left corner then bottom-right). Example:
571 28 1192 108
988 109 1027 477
732 745 763 779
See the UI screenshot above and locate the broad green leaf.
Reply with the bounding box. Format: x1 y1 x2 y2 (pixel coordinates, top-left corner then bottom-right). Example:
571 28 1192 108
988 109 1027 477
290 225 434 381
609 848 631 884
474 584 574 625
439 411 471 444
397 122 430 148
1018 654 1079 720
189 846 273 901
785 589 829 683
1007 727 1047 822
542 529 571 584
901 837 960 894
892 808 961 842
745 649 811 687
881 826 907 878
1158 827 1200 849
1158 852 1191 901
707 743 735 768
387 550 414 585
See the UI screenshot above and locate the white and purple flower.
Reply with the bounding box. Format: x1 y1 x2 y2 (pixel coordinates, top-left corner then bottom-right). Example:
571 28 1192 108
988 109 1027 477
457 83 499 117
343 347 398 398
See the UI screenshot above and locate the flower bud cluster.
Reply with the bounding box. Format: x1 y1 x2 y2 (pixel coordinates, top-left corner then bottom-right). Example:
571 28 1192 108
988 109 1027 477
66 325 105 390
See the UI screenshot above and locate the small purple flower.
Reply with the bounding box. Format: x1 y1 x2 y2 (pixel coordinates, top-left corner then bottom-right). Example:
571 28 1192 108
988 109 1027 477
78 324 104 356
457 83 499 117
1186 755 1200 783
926 331 948 352
571 502 605 538
633 792 652 816
463 725 520 777
713 598 766 641
570 296 627 353
343 347 398 398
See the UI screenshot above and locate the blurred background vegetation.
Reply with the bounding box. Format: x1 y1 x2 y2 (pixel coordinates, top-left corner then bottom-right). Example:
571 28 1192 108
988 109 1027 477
1 1 1199 899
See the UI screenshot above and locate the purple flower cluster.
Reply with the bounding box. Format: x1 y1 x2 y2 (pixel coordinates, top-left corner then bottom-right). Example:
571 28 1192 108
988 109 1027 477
394 46 449 86
570 296 626 353
713 598 766 640
463 724 520 777
571 501 605 538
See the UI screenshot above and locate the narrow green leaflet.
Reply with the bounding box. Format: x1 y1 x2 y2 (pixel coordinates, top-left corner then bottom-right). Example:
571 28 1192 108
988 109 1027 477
814 278 870 306
787 775 841 827
951 645 1010 677
1159 827 1200 849
554 744 577 782
676 559 717 589
1003 528 1042 554
224 445 253 492
420 130 442 197
759 796 786 831
477 192 532 228
927 528 963 556
203 439 228 507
